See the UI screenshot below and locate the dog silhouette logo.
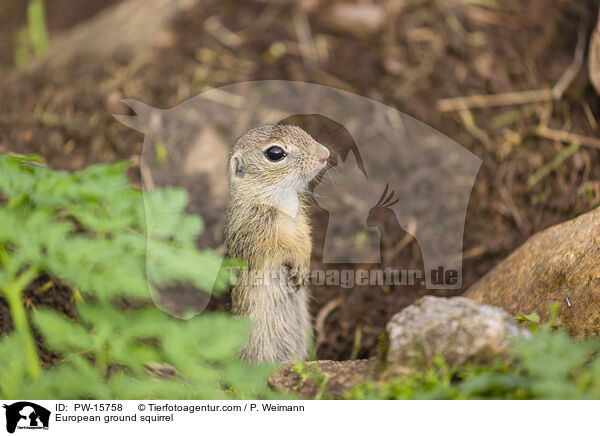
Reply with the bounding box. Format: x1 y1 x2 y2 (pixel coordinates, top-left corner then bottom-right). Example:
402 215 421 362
115 81 481 316
3 402 50 433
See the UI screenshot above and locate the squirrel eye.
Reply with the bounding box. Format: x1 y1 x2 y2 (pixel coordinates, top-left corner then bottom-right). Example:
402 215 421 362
264 146 286 162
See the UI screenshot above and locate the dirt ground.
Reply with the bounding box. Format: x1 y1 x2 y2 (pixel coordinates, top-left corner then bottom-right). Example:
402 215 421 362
1 0 599 362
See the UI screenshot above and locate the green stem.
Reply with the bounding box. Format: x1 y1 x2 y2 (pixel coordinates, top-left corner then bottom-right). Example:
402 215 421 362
0 242 7 267
4 266 41 379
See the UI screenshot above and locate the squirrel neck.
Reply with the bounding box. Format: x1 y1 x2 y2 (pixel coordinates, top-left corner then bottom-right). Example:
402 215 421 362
231 182 304 219
225 186 310 273
267 186 300 218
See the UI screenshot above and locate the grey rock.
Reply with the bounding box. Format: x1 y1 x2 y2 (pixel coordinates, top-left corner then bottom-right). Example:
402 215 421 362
384 296 529 376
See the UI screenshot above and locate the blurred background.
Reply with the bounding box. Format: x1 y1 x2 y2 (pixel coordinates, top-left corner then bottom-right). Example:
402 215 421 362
0 0 599 361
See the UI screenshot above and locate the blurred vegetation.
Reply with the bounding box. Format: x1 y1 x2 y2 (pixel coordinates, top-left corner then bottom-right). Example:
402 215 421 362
0 153 280 399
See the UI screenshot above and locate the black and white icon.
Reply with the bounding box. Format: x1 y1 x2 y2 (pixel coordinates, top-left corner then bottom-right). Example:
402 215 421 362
3 402 50 434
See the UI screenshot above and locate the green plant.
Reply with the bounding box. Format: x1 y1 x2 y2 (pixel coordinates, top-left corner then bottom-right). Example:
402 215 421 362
515 301 562 332
14 0 50 67
0 153 279 399
345 354 457 400
514 312 540 332
292 361 331 400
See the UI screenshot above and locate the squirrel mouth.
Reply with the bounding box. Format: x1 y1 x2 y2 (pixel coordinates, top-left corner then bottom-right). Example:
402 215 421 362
308 161 327 178
317 157 329 170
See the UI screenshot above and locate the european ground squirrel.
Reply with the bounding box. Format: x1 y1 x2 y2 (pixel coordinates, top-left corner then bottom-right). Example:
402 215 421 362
225 123 330 364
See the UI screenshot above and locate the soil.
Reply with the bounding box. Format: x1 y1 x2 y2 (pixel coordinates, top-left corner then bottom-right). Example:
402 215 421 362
1 0 599 362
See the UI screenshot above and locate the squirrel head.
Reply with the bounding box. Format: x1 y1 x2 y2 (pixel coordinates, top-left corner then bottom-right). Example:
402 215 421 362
228 124 330 206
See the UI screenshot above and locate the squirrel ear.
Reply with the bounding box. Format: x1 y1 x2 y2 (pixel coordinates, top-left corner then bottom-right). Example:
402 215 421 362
231 155 245 178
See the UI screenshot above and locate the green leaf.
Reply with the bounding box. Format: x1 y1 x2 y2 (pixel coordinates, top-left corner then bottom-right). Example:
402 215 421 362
0 333 28 398
515 312 540 324
32 309 93 353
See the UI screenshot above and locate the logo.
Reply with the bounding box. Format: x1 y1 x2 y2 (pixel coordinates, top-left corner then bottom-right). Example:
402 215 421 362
3 402 50 434
115 81 481 317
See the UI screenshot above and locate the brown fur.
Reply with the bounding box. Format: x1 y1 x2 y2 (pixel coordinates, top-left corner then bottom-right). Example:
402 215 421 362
225 124 329 363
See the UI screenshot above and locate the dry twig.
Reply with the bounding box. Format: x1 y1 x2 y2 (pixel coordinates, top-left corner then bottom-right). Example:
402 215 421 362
315 297 344 348
530 127 600 150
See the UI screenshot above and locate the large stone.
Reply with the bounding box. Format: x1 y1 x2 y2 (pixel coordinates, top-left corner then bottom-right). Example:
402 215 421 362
384 296 527 377
465 207 600 337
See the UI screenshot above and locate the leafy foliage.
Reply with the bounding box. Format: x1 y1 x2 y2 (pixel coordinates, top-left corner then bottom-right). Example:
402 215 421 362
0 153 278 399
